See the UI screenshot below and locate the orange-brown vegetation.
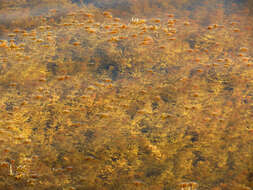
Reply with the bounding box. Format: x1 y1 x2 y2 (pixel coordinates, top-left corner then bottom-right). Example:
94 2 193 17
0 0 252 190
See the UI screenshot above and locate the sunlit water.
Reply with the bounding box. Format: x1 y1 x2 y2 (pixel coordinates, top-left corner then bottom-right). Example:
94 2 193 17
0 0 252 190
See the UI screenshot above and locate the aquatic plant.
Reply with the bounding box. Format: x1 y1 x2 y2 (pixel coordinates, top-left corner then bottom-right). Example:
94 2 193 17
0 0 252 190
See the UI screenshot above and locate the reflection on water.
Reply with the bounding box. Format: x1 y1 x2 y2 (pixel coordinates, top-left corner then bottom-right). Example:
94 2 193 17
0 0 252 190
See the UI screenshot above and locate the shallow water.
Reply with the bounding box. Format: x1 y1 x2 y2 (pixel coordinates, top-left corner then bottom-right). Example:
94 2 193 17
0 0 252 190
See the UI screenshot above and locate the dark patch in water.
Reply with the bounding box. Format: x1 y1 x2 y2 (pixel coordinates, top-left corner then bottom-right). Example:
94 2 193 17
47 62 58 75
5 102 13 111
146 166 163 177
93 48 120 81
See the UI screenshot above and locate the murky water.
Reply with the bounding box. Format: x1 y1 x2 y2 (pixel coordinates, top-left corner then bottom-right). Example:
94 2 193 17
0 0 252 190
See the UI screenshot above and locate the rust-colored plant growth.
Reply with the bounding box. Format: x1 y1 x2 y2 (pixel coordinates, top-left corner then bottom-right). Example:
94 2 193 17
0 0 253 189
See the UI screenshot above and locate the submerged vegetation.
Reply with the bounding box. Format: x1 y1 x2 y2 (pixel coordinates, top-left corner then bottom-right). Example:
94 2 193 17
0 0 252 189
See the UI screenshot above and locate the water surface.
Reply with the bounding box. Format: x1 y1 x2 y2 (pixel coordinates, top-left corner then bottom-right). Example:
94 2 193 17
0 0 252 190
